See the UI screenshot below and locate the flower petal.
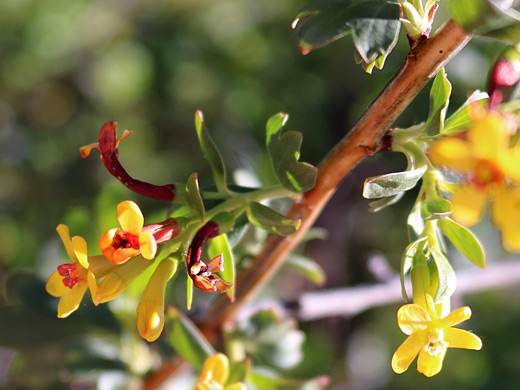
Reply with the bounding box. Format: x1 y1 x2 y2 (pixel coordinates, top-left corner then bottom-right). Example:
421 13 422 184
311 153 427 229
417 347 446 377
201 354 229 385
87 270 100 306
438 306 472 328
444 328 482 350
468 112 508 162
72 236 89 269
117 200 144 235
88 255 118 279
139 231 157 260
397 304 431 335
451 184 487 227
113 247 140 265
57 283 88 318
391 331 425 374
502 152 520 181
56 224 77 262
46 270 67 297
428 138 476 172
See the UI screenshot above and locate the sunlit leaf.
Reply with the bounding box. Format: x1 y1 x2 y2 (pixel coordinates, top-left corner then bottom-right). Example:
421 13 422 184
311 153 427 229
368 192 405 212
400 237 427 302
207 234 236 301
407 201 425 242
442 91 489 136
363 167 426 199
420 198 452 220
429 246 457 303
425 68 452 136
186 172 205 221
439 218 486 269
285 254 326 286
250 367 330 390
246 202 301 236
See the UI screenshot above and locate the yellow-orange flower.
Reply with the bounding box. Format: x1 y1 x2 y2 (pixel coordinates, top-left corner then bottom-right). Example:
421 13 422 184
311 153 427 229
196 353 247 390
100 200 157 264
428 111 520 226
392 297 482 377
491 184 520 252
46 225 101 317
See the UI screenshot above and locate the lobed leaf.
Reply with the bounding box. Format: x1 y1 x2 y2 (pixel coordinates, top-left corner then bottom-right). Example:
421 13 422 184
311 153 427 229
186 172 205 221
363 167 426 199
439 218 486 269
425 68 452 136
207 234 236 301
195 111 228 194
166 307 216 370
293 0 400 68
246 202 301 236
266 113 317 193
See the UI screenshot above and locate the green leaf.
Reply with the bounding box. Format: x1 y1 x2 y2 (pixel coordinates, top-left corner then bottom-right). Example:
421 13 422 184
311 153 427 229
195 110 228 194
425 68 452 136
363 167 426 199
166 307 216 370
228 359 251 385
186 172 205 221
250 367 330 390
408 201 425 242
285 254 326 286
450 0 520 45
442 91 489 136
293 0 400 67
439 218 486 269
368 191 405 212
420 198 453 220
246 202 301 236
266 113 317 193
207 234 236 301
429 246 457 303
400 237 427 302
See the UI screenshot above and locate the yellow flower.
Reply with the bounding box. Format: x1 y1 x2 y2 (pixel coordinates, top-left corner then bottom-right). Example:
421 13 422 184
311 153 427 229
196 354 247 390
99 200 157 264
46 225 108 317
137 257 178 342
428 111 520 226
491 184 520 252
392 297 482 377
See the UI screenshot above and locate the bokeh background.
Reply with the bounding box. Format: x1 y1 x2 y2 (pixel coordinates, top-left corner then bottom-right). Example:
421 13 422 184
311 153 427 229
1 0 520 389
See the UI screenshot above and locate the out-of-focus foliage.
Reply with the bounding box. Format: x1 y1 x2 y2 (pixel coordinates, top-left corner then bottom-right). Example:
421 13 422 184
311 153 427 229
2 0 520 389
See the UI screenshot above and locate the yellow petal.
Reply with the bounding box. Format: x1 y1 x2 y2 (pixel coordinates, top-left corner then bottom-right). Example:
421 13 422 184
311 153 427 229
117 200 144 235
99 228 118 262
417 347 446 377
139 231 157 260
225 383 248 390
87 270 100 306
88 255 118 279
56 224 77 262
444 328 482 350
57 283 87 318
502 152 520 182
72 236 89 269
391 331 425 374
201 354 230 385
397 304 431 335
428 138 476 172
467 112 508 162
499 222 520 252
136 258 177 342
46 270 67 297
490 184 514 228
438 306 472 328
451 184 487 227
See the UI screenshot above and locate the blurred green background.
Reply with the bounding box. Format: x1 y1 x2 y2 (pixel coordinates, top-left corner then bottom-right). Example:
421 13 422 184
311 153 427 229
1 0 519 389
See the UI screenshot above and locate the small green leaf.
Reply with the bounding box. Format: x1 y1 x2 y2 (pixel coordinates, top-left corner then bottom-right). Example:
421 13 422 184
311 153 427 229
293 0 400 68
400 237 427 302
285 254 326 286
166 307 216 370
442 91 489 136
425 68 452 136
186 172 205 221
420 198 452 220
363 167 426 199
266 113 317 193
368 192 405 212
207 234 236 301
450 0 520 45
195 110 228 194
250 367 330 390
228 359 251 385
246 202 301 236
429 246 457 303
186 270 194 311
439 218 486 269
408 201 425 242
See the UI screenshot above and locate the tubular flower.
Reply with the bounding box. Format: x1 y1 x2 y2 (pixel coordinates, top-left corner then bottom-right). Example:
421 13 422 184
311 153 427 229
428 110 520 227
196 353 247 390
46 225 103 317
187 221 232 293
100 200 179 265
392 297 482 377
80 121 176 202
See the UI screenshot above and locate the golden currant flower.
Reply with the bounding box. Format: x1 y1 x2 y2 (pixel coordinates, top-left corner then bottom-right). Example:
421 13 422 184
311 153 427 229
491 184 520 252
392 296 482 377
46 224 114 317
428 110 520 227
196 353 247 390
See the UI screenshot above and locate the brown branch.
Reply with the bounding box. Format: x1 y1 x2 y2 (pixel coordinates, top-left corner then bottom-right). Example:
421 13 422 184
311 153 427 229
145 20 471 390
201 20 471 330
